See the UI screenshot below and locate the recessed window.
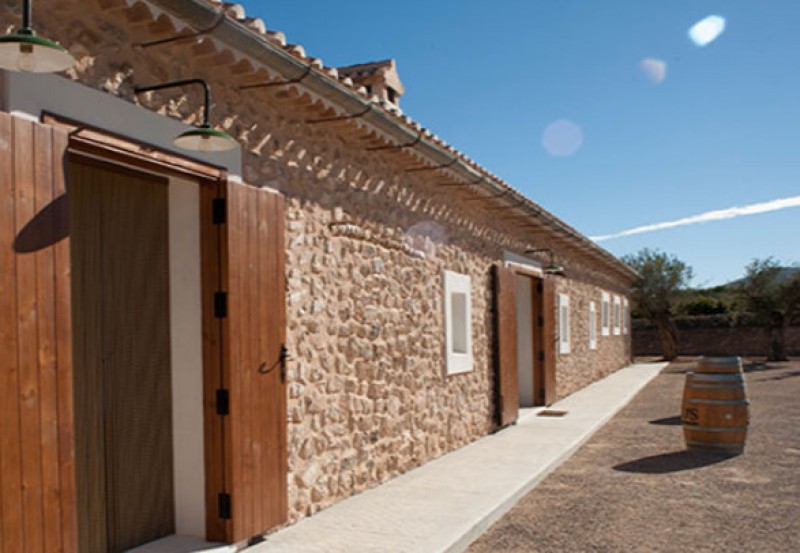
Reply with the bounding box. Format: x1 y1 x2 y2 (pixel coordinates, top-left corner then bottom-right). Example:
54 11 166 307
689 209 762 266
444 271 472 375
613 296 621 336
450 292 468 354
623 298 629 335
589 301 597 350
558 293 570 354
601 292 610 336
387 87 398 104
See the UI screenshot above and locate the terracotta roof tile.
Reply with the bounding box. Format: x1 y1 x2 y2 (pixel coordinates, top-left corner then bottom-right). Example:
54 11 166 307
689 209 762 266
173 0 635 278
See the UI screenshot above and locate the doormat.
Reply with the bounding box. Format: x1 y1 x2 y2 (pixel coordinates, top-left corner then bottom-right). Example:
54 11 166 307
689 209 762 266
538 409 568 417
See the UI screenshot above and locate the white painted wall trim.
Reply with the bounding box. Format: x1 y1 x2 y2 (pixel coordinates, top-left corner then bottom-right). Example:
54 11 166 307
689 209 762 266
503 251 543 275
168 177 206 537
444 271 473 375
558 293 571 354
0 71 241 177
601 292 611 336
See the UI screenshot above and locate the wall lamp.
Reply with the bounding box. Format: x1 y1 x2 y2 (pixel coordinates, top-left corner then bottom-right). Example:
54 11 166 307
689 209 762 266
0 0 75 73
134 79 238 152
525 247 566 276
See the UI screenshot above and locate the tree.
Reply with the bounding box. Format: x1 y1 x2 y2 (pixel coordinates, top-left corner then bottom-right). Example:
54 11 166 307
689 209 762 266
623 249 693 360
737 258 800 361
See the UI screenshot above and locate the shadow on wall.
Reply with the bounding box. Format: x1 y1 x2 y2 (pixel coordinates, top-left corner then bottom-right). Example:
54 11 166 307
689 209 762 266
13 193 70 253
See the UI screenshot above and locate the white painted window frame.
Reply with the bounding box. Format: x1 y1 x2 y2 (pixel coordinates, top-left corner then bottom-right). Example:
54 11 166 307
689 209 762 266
444 270 473 375
613 295 622 336
622 298 629 335
601 292 610 336
589 301 597 350
558 293 571 354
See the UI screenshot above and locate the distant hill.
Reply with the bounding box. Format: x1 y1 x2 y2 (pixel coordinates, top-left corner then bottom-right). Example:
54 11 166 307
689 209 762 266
723 266 800 289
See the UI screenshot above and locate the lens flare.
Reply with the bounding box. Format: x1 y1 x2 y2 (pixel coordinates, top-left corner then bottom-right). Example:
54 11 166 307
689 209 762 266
542 119 583 157
639 58 667 84
689 15 726 47
404 220 448 259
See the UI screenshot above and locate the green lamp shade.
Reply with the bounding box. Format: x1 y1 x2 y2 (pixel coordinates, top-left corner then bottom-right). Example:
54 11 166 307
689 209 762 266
173 124 238 152
0 29 74 73
544 263 565 275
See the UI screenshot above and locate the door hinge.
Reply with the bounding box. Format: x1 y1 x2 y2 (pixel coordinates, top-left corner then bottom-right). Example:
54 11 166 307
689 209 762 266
216 388 229 416
279 344 288 383
539 351 545 362
214 291 227 318
218 492 231 520
540 387 546 401
538 315 544 327
212 197 226 225
537 282 543 293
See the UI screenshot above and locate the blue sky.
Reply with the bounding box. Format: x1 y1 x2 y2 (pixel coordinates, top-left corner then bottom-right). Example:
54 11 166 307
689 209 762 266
242 1 800 286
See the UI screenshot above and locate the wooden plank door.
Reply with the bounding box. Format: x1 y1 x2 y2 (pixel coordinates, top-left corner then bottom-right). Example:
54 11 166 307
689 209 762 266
542 278 557 405
225 181 287 542
69 158 174 553
0 113 77 553
493 264 519 427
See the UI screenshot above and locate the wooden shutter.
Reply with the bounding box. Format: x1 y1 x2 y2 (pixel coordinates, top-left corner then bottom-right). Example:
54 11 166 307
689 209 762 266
542 278 557 405
493 264 519 427
0 113 77 552
225 180 287 541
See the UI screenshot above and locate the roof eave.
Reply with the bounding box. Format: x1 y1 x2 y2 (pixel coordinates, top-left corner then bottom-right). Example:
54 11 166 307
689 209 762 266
147 0 636 281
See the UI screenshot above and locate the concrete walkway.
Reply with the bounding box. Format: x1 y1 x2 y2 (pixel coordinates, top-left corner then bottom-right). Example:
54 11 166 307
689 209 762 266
252 361 666 553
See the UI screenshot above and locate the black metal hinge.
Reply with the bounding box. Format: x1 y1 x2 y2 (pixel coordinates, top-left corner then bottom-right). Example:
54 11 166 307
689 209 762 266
216 388 229 416
538 315 544 327
279 344 288 383
539 351 545 362
537 282 543 293
212 197 226 225
214 291 227 318
218 492 231 520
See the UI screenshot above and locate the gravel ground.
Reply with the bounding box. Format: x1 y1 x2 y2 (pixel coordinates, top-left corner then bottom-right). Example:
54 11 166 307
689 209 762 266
467 358 800 553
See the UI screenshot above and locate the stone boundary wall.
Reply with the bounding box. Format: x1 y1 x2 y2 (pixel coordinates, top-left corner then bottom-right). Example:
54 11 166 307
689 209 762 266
14 0 633 523
633 325 800 356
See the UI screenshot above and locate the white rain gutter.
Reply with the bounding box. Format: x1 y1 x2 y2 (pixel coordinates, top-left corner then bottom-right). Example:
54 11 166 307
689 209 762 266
146 0 638 281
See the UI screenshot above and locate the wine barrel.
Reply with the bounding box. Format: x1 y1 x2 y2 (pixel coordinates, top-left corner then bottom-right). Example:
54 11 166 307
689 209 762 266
682 357 749 454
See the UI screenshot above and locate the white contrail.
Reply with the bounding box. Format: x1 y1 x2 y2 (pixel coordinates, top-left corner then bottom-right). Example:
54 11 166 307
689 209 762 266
591 195 800 242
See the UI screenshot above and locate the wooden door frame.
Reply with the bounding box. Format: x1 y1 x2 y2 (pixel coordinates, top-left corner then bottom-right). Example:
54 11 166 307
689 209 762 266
42 114 231 543
502 263 556 408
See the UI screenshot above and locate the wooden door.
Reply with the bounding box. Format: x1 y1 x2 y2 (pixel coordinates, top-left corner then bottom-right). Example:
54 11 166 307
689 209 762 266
0 114 77 553
530 277 545 406
225 181 287 541
542 278 557 405
70 158 174 553
493 264 519 427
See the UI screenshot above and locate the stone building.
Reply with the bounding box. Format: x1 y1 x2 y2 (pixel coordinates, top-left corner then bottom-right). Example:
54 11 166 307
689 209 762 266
0 0 636 551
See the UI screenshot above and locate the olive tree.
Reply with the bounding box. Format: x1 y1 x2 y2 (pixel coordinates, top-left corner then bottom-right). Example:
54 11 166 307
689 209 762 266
737 258 800 361
622 249 693 360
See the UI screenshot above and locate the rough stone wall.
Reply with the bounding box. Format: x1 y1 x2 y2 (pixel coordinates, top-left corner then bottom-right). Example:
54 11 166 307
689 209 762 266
280 195 503 518
554 280 631 399
10 0 634 523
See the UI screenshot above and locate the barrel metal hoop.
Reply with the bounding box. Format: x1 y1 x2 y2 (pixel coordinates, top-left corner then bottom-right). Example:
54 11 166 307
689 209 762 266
687 373 744 382
687 384 747 390
684 425 749 432
684 398 750 406
686 440 744 450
